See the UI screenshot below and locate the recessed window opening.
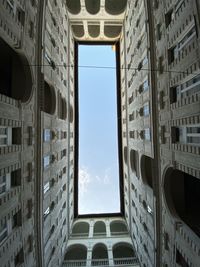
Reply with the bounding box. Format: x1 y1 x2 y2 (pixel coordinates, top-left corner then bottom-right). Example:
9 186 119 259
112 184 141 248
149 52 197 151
76 43 123 216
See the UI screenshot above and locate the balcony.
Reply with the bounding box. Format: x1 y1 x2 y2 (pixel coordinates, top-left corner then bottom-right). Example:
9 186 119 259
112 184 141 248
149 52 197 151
63 257 139 267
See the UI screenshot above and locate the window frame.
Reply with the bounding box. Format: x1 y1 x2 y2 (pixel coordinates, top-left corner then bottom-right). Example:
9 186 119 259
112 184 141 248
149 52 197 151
74 41 125 218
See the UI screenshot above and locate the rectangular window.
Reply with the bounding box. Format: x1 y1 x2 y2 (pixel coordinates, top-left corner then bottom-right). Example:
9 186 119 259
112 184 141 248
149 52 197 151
43 155 50 168
75 43 123 216
0 127 12 146
0 175 6 195
0 173 11 195
178 125 200 145
143 79 149 92
44 182 50 194
61 149 66 159
44 207 50 220
147 205 153 215
176 74 200 100
168 46 176 64
43 129 51 142
6 0 14 11
143 102 150 116
11 169 21 187
15 248 24 265
12 210 22 228
142 55 148 66
144 128 151 140
12 127 21 145
0 219 7 244
168 24 196 65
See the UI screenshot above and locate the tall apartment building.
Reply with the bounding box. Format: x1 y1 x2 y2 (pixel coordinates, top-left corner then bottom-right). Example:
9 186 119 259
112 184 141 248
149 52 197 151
0 0 199 267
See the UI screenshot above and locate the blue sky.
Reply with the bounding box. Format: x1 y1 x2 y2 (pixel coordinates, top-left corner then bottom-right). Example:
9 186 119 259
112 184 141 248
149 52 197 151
78 45 120 214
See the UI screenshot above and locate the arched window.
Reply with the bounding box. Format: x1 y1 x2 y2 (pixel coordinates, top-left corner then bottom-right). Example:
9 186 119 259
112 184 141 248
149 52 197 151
64 244 87 262
43 81 56 115
130 149 139 177
93 221 106 236
66 0 81 14
72 24 84 38
88 24 100 38
140 155 154 188
104 25 122 38
0 38 33 102
164 168 200 238
92 243 108 266
105 0 127 15
69 104 74 123
110 221 128 236
113 242 135 265
61 98 67 120
124 146 128 165
85 0 100 15
71 222 90 237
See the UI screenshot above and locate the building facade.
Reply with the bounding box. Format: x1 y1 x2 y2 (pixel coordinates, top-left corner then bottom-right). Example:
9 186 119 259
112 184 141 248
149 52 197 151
63 217 139 267
0 0 199 267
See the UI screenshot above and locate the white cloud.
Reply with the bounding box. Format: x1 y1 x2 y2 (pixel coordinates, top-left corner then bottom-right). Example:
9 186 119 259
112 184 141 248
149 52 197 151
103 168 111 185
95 175 101 182
94 168 112 185
79 166 91 195
102 174 109 184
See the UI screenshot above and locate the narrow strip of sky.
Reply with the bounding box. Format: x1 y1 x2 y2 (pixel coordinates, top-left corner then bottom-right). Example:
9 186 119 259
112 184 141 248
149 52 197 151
78 45 120 215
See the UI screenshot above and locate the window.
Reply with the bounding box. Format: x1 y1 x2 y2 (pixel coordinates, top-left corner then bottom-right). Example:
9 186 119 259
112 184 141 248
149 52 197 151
61 131 67 139
43 129 51 142
43 155 50 168
11 169 21 187
165 9 174 28
147 205 153 215
44 207 50 220
171 127 179 143
6 0 14 11
170 86 177 103
175 74 200 101
175 0 185 14
130 131 135 139
143 79 149 92
44 182 50 194
142 55 148 66
29 21 34 39
179 125 200 145
0 219 7 244
44 51 52 65
61 149 67 159
143 102 150 116
144 128 151 140
12 128 21 145
0 127 12 146
176 249 189 267
168 24 196 65
168 46 176 64
0 175 7 195
44 51 56 70
15 248 24 266
164 232 169 250
27 199 33 219
177 25 196 52
12 210 22 228
17 8 25 26
156 23 162 40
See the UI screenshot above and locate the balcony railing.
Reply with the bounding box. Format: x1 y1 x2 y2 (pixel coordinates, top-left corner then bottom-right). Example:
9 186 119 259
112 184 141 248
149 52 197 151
63 257 139 267
110 231 128 236
113 258 138 265
70 231 129 239
71 233 89 238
